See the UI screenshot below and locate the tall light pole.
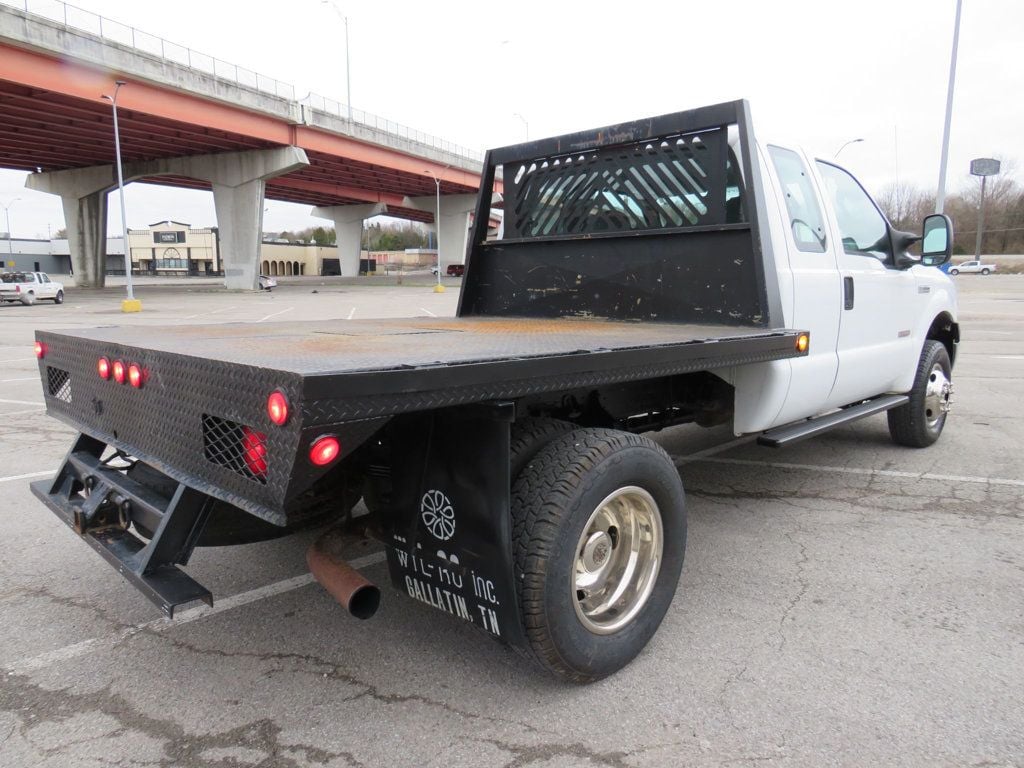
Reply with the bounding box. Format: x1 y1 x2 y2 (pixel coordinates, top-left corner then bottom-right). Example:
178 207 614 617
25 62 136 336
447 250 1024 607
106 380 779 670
102 80 140 312
513 113 529 141
935 0 964 214
322 1 352 120
833 138 864 159
425 170 443 293
1 197 19 260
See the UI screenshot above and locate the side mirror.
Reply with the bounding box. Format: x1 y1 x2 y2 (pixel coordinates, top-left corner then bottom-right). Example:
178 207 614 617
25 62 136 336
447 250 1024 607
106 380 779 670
921 213 953 267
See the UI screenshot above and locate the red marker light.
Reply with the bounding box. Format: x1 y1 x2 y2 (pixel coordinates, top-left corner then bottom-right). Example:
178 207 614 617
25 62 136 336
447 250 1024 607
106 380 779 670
112 360 126 384
309 435 340 466
34 341 46 359
97 357 111 379
241 426 268 477
267 390 289 426
128 363 143 388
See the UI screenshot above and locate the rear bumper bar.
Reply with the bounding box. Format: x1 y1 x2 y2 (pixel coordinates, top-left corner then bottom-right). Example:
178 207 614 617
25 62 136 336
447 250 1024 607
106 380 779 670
31 433 214 617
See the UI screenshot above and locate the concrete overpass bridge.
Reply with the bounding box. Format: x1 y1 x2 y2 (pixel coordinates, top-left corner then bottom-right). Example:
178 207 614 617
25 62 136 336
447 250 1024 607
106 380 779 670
0 1 492 289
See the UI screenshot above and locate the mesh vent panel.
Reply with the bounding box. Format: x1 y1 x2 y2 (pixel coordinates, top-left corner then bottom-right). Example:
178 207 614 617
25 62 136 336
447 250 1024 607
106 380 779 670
46 366 72 403
506 128 731 239
202 414 268 484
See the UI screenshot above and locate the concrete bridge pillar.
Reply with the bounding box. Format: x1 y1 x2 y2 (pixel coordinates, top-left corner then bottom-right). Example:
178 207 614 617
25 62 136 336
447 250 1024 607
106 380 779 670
27 165 117 288
404 194 476 268
26 147 308 290
312 203 386 276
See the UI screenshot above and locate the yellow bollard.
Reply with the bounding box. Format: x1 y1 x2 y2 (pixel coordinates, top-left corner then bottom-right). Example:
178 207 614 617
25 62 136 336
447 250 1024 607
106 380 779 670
121 298 142 313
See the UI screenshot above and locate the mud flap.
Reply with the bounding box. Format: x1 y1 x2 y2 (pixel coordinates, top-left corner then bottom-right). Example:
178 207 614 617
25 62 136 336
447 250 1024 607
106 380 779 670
372 404 526 647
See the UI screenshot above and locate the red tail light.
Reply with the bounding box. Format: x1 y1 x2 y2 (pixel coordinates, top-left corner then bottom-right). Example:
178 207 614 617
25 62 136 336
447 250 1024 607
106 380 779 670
128 363 144 388
241 426 268 477
112 360 126 384
267 390 289 426
97 357 111 379
309 435 340 466
34 341 46 359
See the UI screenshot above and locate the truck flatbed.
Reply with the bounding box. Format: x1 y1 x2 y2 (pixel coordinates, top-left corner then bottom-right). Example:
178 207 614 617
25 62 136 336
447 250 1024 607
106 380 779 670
46 315 801 390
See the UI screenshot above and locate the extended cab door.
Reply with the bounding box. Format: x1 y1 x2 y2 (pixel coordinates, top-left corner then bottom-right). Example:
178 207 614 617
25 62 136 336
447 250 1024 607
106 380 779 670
814 161 918 406
764 145 842 424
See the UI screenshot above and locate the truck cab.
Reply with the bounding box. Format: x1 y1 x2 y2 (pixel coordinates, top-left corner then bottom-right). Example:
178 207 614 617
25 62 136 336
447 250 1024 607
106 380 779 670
723 141 957 434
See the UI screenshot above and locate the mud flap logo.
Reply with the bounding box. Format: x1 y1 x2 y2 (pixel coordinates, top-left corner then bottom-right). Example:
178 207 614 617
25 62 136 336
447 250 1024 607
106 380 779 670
420 490 455 541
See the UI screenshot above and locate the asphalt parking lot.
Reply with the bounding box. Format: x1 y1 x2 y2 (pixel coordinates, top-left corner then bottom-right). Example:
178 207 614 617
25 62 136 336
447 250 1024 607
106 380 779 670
1 276 1022 767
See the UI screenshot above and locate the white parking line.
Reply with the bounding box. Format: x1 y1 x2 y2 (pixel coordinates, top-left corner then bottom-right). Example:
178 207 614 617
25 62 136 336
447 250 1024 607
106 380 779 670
257 307 294 323
992 355 1024 361
0 397 44 406
347 307 356 320
0 358 34 363
0 408 46 416
5 551 387 673
673 436 753 464
0 377 38 383
692 456 1024 488
0 469 54 484
419 307 437 317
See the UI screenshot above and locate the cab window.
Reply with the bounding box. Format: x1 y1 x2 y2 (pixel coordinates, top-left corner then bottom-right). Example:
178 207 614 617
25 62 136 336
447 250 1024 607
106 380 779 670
816 161 892 263
768 146 826 253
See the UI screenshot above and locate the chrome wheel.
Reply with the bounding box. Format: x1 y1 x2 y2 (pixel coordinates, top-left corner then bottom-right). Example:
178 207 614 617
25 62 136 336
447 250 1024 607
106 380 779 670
573 485 663 635
924 363 953 429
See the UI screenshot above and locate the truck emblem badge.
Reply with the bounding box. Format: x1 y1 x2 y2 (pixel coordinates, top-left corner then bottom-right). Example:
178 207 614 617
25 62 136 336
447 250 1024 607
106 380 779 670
420 490 456 541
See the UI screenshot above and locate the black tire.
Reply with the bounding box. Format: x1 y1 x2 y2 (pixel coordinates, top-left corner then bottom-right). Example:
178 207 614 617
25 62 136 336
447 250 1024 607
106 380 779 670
21 292 35 306
511 428 686 682
981 268 990 275
888 340 952 448
949 269 959 275
54 290 64 304
509 417 575 479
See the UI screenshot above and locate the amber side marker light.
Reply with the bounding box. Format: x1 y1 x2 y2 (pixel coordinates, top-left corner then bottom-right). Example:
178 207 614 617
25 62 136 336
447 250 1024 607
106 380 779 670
796 333 810 353
34 341 46 359
309 435 341 466
267 390 289 426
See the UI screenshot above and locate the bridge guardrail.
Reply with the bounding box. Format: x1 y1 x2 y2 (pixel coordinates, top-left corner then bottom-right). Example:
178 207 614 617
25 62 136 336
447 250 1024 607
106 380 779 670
1 0 482 162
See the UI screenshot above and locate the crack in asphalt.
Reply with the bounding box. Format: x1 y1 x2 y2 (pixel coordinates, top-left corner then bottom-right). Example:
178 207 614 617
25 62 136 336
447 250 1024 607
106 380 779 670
775 528 810 653
483 737 632 768
0 673 362 768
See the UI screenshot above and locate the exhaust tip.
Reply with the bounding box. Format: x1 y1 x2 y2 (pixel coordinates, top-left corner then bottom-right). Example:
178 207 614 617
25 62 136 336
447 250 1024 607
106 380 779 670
348 584 381 620
307 535 381 620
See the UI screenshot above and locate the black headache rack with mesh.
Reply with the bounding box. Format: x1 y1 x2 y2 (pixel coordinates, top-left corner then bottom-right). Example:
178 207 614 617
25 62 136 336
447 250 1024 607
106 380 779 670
458 99 783 328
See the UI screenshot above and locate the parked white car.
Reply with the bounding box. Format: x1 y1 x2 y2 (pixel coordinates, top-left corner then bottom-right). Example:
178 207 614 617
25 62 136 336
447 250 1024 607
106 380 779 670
0 271 64 305
949 260 995 275
258 274 277 291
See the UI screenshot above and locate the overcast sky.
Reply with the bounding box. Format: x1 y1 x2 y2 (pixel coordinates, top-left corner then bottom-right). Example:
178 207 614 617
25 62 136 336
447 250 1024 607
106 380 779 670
1 0 1021 239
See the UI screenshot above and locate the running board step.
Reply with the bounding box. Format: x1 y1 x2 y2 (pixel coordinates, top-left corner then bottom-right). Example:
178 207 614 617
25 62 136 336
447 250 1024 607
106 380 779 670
757 394 909 448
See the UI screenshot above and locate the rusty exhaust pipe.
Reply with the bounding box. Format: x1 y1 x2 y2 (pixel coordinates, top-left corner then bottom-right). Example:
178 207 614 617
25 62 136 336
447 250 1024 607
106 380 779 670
307 534 380 620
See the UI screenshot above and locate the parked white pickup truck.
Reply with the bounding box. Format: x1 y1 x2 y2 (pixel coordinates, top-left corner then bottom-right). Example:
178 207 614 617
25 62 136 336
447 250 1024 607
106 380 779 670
0 271 64 305
949 260 995 275
29 101 959 682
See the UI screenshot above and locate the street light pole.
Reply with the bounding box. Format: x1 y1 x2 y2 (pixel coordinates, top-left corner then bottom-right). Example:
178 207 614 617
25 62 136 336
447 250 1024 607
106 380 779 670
513 113 529 141
833 138 864 158
102 80 140 311
1 197 19 259
425 171 443 293
935 0 964 214
322 1 353 120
